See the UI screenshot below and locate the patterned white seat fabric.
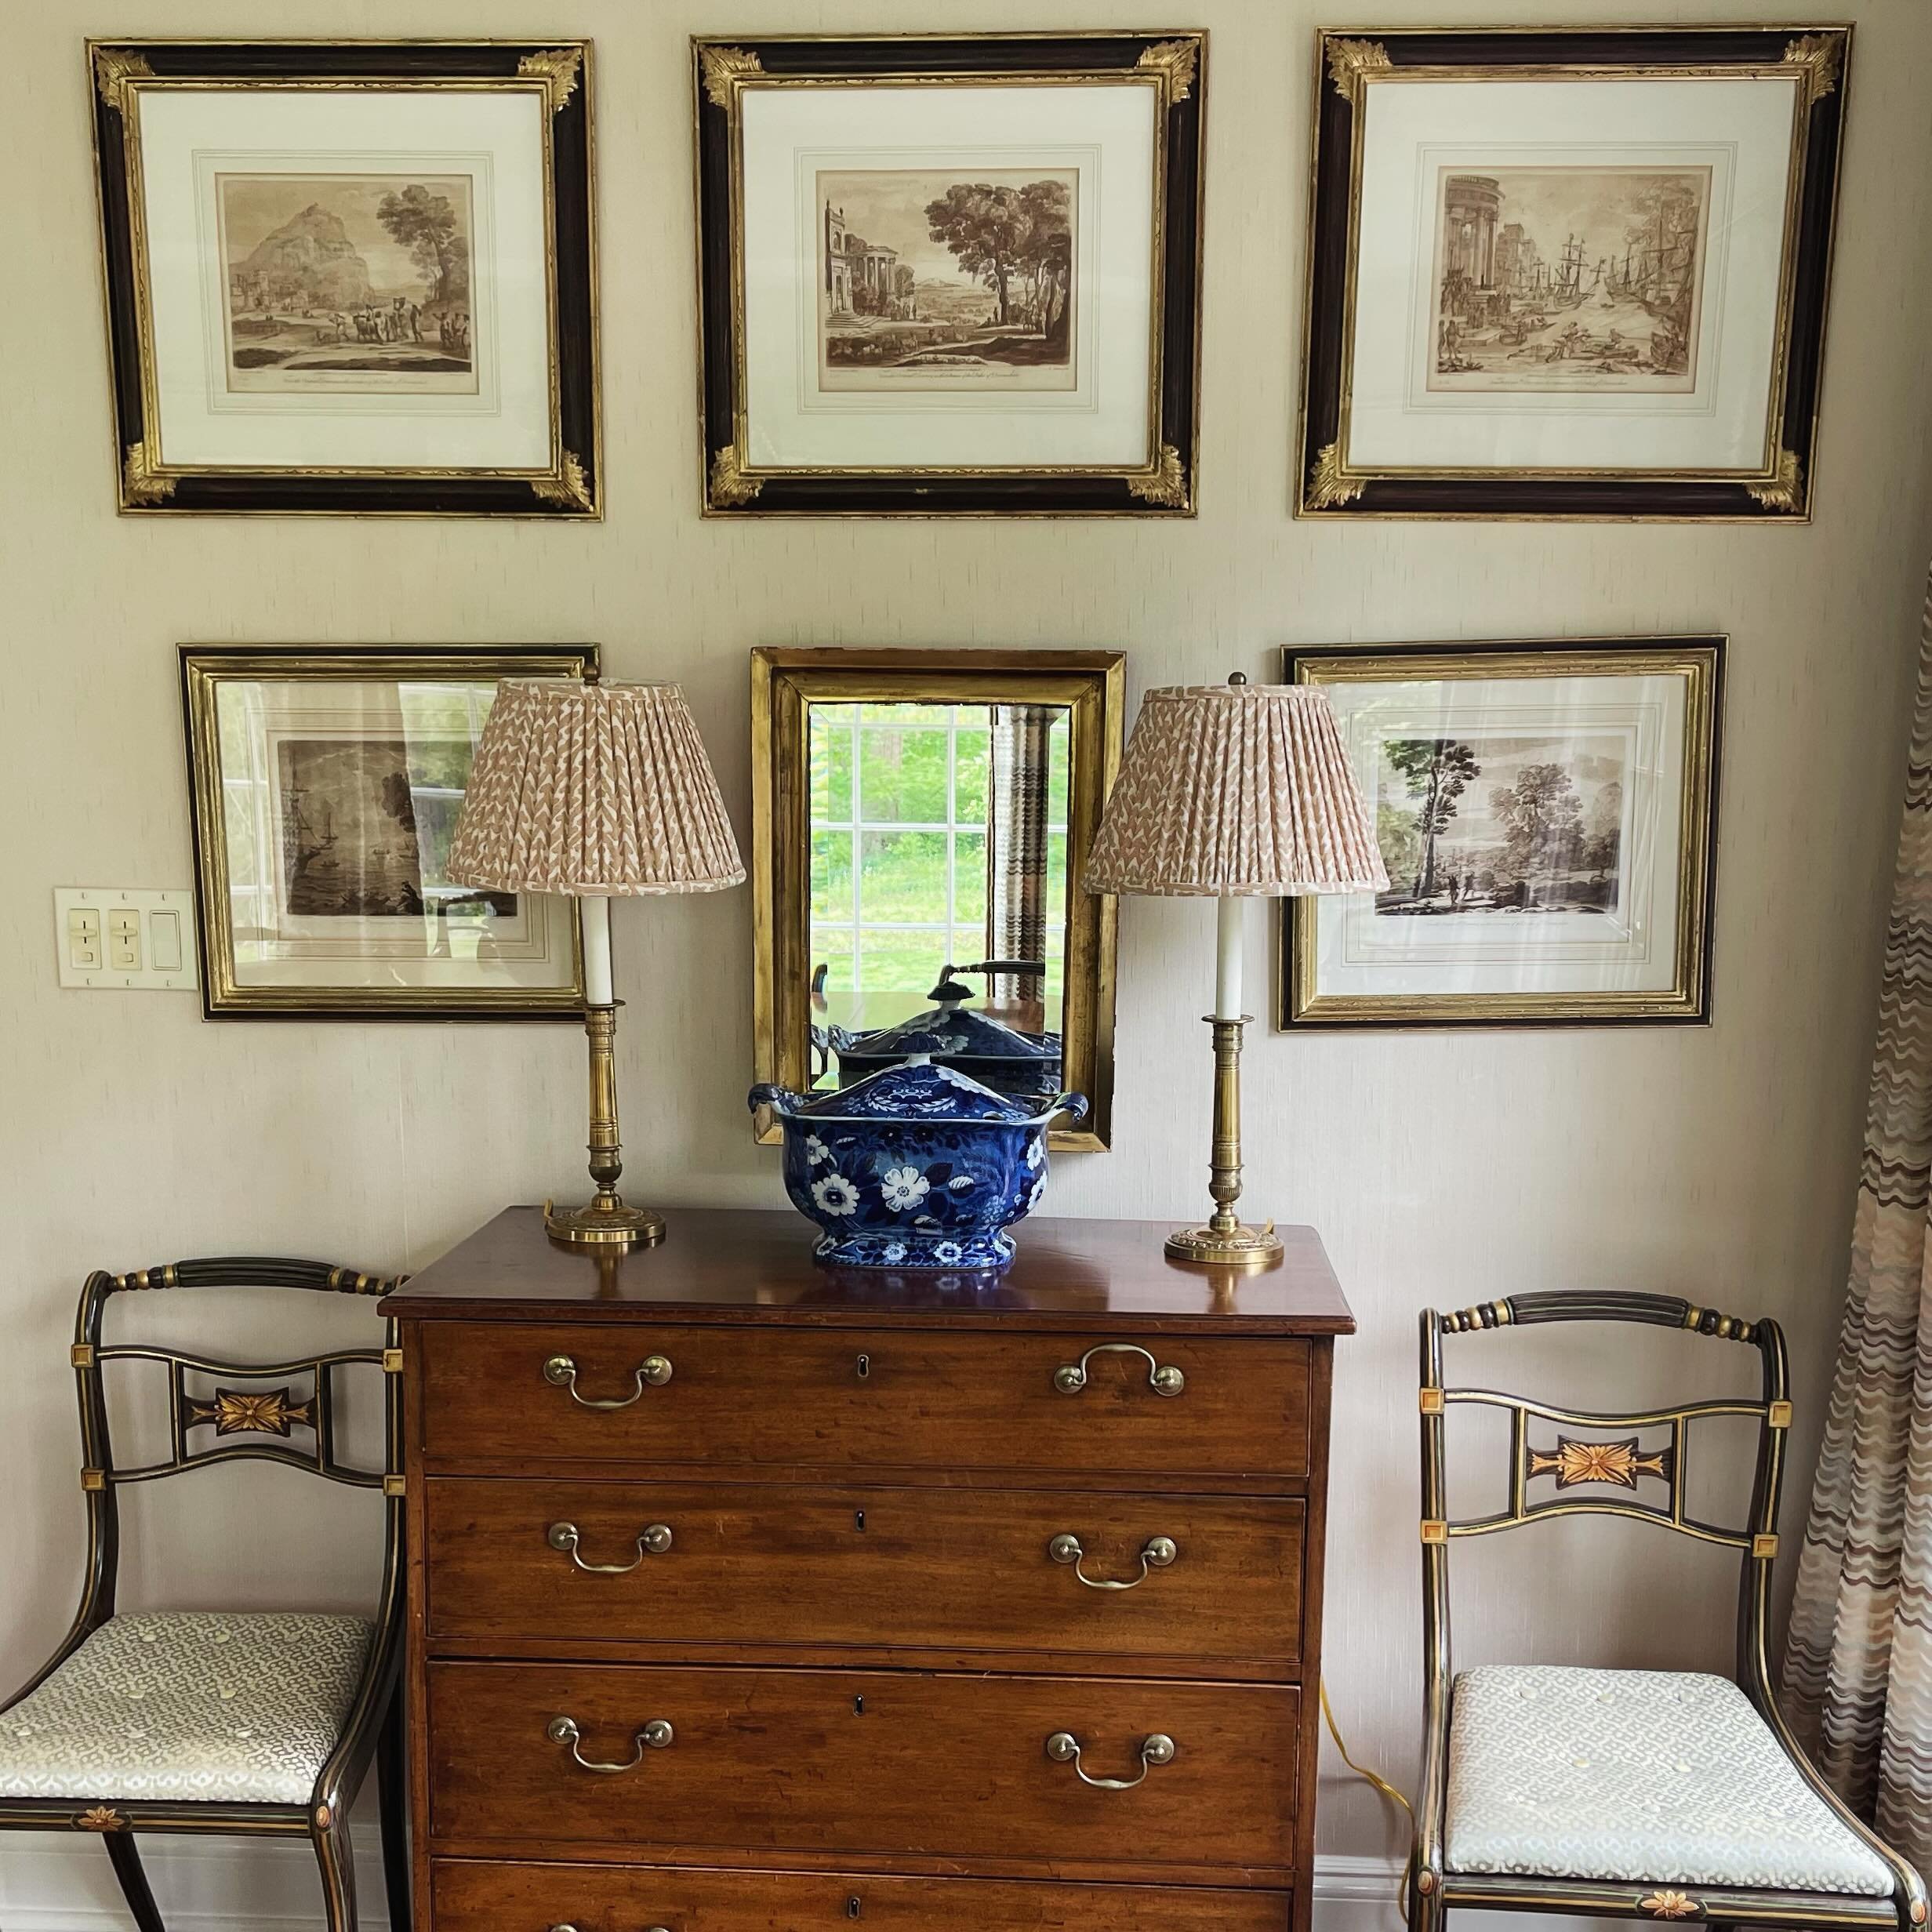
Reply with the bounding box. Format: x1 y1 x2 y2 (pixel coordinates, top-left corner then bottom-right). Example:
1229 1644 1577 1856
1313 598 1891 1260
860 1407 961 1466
1444 1665 1894 1896
0 1611 373 1806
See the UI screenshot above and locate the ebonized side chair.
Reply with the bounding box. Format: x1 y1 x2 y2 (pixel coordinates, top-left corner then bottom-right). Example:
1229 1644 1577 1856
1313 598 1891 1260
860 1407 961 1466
1411 1291 1926 1932
0 1257 412 1931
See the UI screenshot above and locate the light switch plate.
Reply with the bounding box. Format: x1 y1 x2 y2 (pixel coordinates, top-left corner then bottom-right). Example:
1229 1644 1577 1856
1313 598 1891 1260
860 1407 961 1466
54 888 198 991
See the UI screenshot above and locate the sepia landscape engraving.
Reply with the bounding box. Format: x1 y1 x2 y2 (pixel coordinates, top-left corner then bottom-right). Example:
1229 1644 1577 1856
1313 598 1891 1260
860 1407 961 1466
276 739 510 921
1371 732 1628 918
816 169 1076 391
1428 166 1710 393
217 173 478 394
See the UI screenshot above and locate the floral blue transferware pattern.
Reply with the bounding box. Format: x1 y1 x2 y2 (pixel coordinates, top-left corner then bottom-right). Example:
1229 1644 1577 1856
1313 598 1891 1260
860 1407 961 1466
750 1058 1085 1270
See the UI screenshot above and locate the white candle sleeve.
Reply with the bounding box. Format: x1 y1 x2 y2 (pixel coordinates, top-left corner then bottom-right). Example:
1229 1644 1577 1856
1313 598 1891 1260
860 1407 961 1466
579 893 614 1007
1215 893 1244 1021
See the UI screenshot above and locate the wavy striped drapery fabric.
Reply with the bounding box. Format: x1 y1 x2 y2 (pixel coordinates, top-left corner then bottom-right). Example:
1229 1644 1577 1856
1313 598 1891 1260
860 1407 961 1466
1782 579 1932 1871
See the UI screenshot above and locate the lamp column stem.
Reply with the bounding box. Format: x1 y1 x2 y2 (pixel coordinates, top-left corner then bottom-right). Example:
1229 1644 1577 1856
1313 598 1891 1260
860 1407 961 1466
544 894 664 1251
1164 893 1283 1269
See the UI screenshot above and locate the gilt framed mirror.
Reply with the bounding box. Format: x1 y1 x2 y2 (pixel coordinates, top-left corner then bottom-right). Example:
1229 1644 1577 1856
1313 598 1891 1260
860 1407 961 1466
751 648 1124 1150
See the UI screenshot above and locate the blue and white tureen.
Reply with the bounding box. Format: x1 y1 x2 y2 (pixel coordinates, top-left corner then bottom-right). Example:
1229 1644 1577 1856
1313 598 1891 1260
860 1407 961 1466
749 1057 1087 1271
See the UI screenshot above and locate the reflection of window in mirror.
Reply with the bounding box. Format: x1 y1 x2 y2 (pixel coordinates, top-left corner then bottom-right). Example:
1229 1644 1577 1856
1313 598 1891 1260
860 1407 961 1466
807 701 1070 1080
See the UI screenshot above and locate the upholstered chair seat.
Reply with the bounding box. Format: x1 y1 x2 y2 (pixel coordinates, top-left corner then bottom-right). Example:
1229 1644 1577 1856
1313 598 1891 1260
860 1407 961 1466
0 1612 374 1807
1445 1665 1894 1896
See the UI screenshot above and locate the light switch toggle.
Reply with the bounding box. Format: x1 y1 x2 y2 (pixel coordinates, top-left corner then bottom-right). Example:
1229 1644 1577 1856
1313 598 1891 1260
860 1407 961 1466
67 907 103 971
107 909 143 972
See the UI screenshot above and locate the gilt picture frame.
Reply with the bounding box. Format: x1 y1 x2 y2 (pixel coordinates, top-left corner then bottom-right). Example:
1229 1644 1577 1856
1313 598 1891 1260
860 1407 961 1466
694 32 1206 517
90 40 600 517
1296 27 1850 521
1280 637 1723 1027
181 645 596 1019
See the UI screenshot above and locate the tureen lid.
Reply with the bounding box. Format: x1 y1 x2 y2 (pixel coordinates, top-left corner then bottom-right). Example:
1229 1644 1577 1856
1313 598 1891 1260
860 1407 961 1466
787 1055 1041 1124
830 962 1058 1062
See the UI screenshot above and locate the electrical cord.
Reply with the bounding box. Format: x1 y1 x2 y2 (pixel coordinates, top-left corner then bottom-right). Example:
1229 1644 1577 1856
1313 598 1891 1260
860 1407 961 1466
1319 1676 1418 1913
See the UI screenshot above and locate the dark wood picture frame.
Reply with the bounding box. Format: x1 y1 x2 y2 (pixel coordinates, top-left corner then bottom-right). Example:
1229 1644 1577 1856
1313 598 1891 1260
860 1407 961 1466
180 642 597 1021
694 32 1206 518
1296 26 1850 521
89 39 601 518
1280 637 1723 1030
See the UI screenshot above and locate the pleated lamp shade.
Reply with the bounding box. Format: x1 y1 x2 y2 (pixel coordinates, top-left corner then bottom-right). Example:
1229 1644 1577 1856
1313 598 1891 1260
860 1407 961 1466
1084 681 1387 897
448 678 745 895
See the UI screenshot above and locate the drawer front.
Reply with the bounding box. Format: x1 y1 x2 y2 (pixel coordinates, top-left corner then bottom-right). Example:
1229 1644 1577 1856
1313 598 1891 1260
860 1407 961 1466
418 1321 1309 1480
426 1477 1304 1665
428 1661 1299 1875
432 1860 1291 1932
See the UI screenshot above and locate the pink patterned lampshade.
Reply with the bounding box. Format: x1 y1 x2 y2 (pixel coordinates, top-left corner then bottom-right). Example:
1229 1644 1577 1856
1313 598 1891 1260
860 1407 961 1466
1084 681 1387 897
448 678 745 895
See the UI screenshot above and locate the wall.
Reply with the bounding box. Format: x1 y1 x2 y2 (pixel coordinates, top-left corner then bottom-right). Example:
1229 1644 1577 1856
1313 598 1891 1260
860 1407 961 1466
4 0 1932 1922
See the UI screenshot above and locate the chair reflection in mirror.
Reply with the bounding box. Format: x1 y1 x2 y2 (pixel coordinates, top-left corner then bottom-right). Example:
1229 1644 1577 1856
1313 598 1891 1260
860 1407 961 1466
0 1257 410 1932
1412 1292 1926 1932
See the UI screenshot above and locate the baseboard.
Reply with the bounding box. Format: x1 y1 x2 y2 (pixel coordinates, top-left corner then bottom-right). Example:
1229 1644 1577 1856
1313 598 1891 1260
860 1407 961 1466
0 1842 1580 1930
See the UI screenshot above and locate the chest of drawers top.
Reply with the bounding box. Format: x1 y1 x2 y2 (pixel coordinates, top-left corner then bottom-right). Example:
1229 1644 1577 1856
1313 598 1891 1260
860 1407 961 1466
383 1206 1355 1335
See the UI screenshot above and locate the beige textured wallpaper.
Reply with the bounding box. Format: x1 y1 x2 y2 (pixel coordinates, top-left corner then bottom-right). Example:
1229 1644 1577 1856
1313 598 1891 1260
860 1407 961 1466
3 0 1931 1912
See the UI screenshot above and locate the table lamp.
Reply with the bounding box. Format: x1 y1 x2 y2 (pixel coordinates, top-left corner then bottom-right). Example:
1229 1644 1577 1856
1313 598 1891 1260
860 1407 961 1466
448 675 745 1249
1084 674 1386 1266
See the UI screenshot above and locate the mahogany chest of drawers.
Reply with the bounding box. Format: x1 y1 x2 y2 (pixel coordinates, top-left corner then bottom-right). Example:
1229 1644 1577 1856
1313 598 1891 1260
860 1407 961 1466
386 1208 1352 1932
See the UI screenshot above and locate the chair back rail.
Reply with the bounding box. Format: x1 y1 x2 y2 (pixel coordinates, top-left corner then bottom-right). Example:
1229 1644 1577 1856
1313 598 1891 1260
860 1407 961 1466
1412 1292 1926 1932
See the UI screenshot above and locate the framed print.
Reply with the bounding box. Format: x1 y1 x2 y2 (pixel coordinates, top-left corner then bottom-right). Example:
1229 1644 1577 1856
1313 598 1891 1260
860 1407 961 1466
1297 27 1850 520
1281 638 1722 1026
181 645 596 1019
91 40 600 517
693 31 1206 517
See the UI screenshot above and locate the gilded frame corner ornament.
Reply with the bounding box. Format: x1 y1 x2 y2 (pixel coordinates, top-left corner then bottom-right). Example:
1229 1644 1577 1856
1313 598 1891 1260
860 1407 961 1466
1305 441 1364 510
1136 38 1200 103
517 45 583 112
693 31 1205 518
1782 33 1843 109
709 445 764 508
1125 443 1189 509
749 646 1126 1151
699 44 763 109
178 641 597 1021
1743 448 1803 514
532 450 595 513
122 442 175 507
89 39 600 519
1640 1892 1700 1920
1298 26 1850 522
1280 636 1723 1031
91 45 151 114
76 1807 127 1833
1324 37 1390 110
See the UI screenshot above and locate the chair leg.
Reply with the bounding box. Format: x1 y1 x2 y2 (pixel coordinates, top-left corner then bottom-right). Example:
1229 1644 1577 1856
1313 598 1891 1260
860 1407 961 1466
377 1685 412 1930
314 1812 358 1932
104 1831 166 1932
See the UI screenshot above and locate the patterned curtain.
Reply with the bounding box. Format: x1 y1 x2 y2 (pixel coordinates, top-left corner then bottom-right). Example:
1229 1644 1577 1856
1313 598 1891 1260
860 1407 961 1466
1782 580 1932 1871
986 705 1053 1009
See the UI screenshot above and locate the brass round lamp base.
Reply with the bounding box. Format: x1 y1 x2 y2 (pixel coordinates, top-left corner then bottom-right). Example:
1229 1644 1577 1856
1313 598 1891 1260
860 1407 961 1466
1164 1220 1284 1269
543 1195 666 1251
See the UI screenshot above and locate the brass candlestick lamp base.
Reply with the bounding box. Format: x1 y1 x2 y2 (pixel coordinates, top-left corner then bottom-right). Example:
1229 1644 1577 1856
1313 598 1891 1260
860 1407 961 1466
546 1002 664 1251
1165 1015 1284 1270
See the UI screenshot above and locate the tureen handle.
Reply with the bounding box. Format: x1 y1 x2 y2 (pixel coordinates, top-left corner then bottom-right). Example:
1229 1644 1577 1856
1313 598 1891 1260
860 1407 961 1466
1048 1091 1090 1127
747 1082 806 1118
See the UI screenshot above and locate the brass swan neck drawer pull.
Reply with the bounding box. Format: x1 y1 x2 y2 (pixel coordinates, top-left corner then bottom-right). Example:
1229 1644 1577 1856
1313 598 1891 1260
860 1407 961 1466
1044 1730 1177 1789
1048 1532 1178 1589
542 1352 673 1408
547 1714 674 1772
1053 1343 1186 1398
550 1926 670 1932
547 1520 674 1573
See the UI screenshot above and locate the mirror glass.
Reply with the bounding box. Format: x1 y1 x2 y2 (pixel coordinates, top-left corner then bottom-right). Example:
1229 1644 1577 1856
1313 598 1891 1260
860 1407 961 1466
805 699 1070 1088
